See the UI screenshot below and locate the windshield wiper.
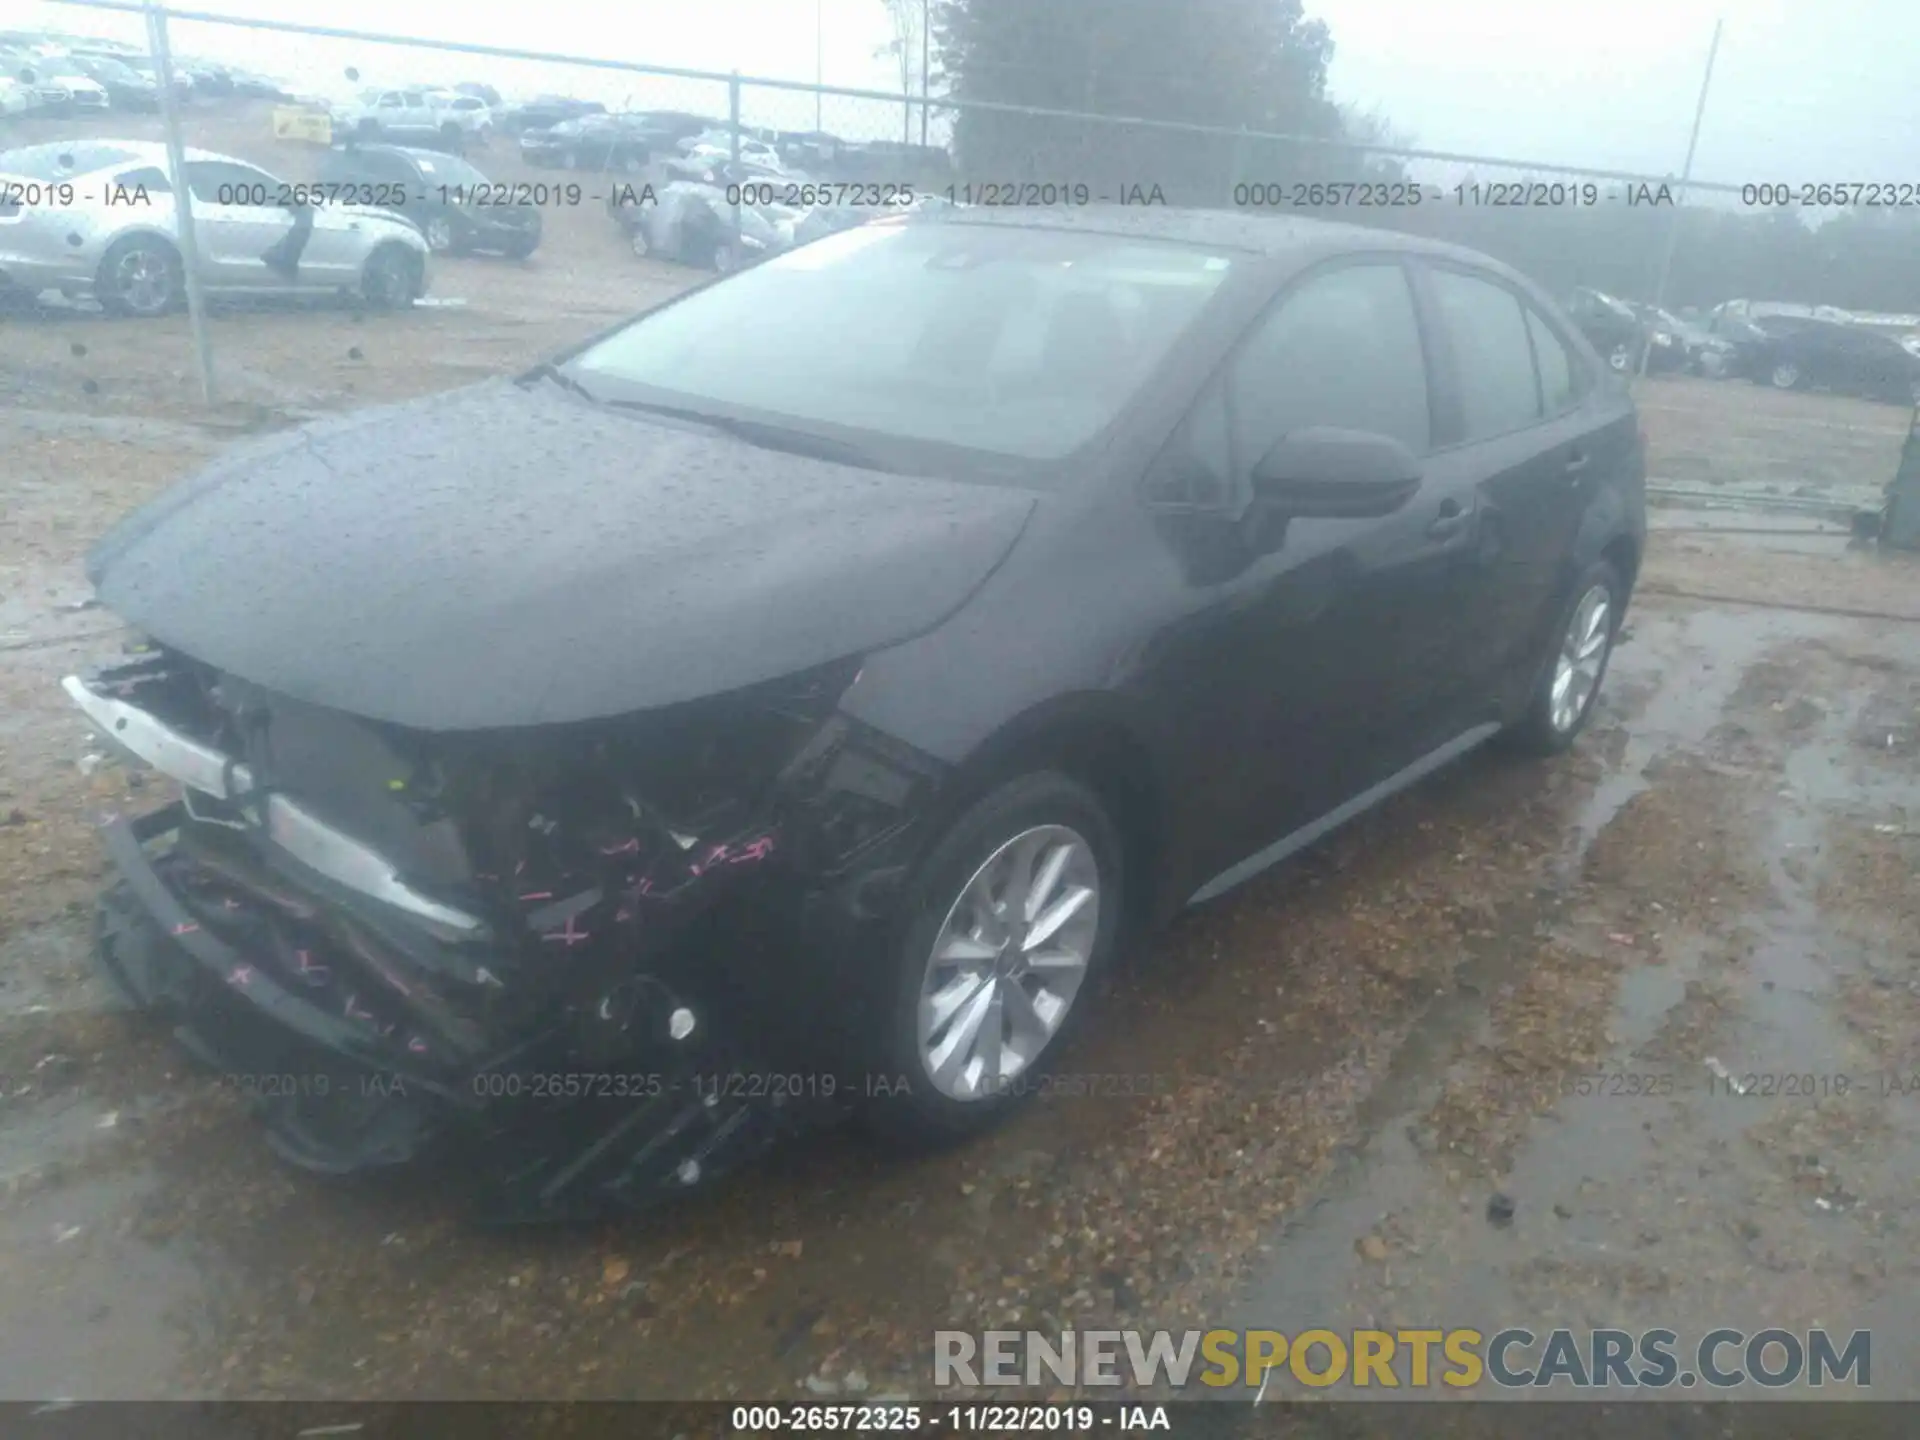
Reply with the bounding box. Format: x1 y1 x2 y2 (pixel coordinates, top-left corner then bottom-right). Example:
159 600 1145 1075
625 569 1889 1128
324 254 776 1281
523 361 602 405
598 397 895 472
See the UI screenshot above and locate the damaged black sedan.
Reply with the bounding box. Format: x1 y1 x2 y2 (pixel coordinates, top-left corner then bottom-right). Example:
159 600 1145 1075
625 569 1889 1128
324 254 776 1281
66 208 1645 1220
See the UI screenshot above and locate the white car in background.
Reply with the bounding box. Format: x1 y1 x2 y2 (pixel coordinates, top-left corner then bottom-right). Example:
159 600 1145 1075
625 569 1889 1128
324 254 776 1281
0 139 431 316
0 75 36 116
426 90 493 143
677 128 782 169
330 87 474 150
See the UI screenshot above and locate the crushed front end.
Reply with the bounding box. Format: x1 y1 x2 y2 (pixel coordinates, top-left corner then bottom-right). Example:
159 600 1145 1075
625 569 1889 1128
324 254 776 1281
65 643 940 1222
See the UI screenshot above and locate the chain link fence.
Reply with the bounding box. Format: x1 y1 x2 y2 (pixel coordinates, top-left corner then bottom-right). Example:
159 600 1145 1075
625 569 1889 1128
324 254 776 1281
5 0 1916 428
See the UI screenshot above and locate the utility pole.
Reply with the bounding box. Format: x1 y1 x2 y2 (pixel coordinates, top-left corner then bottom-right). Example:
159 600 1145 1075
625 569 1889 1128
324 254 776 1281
1638 15 1723 378
145 0 215 404
814 0 823 133
920 0 930 147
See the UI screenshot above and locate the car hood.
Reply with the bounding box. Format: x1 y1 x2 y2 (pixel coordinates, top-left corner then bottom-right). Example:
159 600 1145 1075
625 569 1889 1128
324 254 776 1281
85 378 1036 732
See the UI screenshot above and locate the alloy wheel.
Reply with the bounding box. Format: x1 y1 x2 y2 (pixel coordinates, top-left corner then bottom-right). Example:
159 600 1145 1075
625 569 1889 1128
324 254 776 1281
1771 362 1801 389
916 824 1100 1101
424 217 452 252
1549 584 1612 733
1608 345 1632 372
113 245 173 315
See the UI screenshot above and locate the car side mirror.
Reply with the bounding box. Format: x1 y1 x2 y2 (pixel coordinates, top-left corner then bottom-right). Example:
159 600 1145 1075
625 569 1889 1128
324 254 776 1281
1249 427 1423 518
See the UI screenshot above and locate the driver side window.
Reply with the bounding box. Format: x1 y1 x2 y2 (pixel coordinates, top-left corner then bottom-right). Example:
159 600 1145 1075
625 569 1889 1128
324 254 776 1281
1229 262 1433 465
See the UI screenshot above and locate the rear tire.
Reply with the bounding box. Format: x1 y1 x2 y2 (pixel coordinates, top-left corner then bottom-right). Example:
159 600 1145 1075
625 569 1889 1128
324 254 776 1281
860 772 1124 1149
1503 559 1623 757
1770 361 1804 390
359 243 420 309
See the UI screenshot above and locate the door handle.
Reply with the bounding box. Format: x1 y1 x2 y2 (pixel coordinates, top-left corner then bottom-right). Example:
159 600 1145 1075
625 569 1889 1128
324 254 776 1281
1565 450 1592 478
1426 498 1470 540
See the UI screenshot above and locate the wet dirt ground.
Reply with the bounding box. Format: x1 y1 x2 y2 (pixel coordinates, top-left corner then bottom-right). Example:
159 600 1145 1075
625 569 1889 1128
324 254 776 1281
5 103 1920 1403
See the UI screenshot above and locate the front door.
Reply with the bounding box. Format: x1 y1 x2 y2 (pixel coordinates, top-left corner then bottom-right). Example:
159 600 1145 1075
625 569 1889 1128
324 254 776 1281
180 159 296 288
1138 257 1489 883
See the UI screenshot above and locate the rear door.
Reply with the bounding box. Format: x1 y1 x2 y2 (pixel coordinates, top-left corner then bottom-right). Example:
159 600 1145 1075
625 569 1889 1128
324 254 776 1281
1412 262 1594 711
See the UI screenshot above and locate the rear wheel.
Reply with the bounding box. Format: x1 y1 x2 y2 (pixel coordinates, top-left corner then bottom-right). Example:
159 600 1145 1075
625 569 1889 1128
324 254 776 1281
359 243 420 309
1607 344 1632 373
1770 360 1804 390
422 215 455 253
96 234 182 317
861 772 1123 1147
1503 559 1623 756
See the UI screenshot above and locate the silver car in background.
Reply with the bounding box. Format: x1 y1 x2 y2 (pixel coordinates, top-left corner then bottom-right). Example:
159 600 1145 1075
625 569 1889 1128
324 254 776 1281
0 140 431 316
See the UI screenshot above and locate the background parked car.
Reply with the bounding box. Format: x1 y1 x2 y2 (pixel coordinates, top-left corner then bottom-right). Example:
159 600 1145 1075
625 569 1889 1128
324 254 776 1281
1736 316 1920 404
521 112 652 171
67 52 159 111
0 74 34 116
1563 287 1682 373
317 143 540 258
495 94 604 138
433 91 493 143
1626 302 1734 377
453 81 502 108
0 139 430 315
14 56 110 114
625 178 797 270
331 88 474 152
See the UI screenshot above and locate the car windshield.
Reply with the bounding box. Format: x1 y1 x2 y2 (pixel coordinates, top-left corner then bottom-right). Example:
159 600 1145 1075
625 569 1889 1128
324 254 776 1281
567 223 1235 465
409 152 488 188
0 141 137 176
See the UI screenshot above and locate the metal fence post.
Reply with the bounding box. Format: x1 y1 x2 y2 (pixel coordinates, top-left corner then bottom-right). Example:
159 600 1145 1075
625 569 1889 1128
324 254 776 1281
144 0 215 404
1638 14 1723 378
728 71 741 247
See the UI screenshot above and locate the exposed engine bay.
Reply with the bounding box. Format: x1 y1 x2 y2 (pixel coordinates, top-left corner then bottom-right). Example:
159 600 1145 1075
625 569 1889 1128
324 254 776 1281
69 640 941 1222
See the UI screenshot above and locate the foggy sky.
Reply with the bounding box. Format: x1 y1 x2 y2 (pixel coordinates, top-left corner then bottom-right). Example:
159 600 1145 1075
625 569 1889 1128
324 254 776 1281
17 0 1911 185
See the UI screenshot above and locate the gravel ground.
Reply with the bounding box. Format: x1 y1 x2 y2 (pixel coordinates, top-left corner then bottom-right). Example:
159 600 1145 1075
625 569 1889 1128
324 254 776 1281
4 104 1920 1403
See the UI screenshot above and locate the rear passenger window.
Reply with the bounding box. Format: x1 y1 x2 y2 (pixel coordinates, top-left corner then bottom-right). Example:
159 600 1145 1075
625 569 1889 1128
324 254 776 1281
1526 308 1580 414
1430 269 1542 441
1228 262 1431 460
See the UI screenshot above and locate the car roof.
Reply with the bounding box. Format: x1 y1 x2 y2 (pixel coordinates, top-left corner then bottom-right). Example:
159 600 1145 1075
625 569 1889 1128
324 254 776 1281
931 204 1533 273
0 139 252 176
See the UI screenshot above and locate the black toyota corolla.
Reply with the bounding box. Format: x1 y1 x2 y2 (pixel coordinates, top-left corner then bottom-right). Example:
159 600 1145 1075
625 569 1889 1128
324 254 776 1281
65 208 1644 1220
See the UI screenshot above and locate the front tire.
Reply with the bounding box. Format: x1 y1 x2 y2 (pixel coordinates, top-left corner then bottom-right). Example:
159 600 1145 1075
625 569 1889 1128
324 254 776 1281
862 772 1124 1148
1503 559 1623 756
96 234 182 317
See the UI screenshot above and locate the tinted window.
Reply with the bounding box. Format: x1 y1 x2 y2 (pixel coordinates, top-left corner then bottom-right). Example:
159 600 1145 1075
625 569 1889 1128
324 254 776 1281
1526 308 1579 413
1431 268 1542 441
1228 262 1431 458
572 225 1234 464
183 160 277 204
113 164 171 194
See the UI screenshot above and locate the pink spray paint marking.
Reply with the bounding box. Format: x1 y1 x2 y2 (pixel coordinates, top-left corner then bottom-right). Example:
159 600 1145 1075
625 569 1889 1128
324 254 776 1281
226 965 254 988
599 838 641 856
171 921 200 937
344 994 375 1023
295 949 331 985
543 913 591 947
519 891 554 902
408 1035 429 1055
729 835 775 864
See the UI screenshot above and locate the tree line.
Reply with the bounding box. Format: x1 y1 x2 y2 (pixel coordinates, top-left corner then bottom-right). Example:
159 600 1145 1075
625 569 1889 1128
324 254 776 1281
926 0 1920 312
